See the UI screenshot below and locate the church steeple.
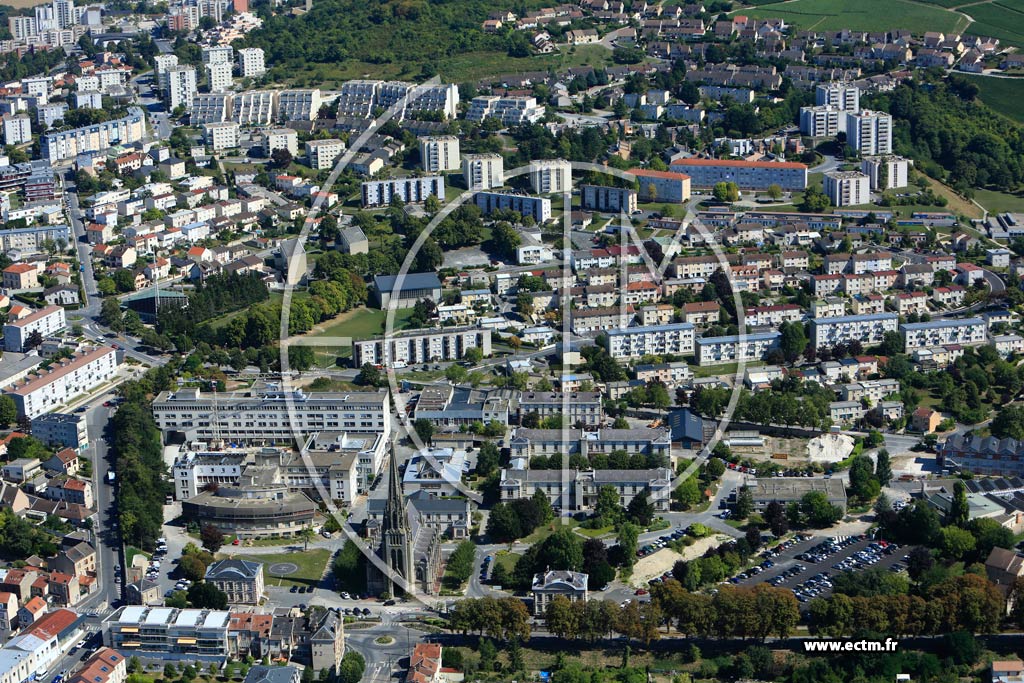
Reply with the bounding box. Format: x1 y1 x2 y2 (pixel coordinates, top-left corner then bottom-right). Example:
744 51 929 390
383 443 407 534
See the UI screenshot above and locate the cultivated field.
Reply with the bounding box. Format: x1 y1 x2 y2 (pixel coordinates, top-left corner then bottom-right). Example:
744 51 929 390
960 0 1024 46
737 0 968 33
964 75 1024 124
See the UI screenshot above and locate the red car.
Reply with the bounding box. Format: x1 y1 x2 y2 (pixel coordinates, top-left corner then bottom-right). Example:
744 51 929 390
634 588 648 596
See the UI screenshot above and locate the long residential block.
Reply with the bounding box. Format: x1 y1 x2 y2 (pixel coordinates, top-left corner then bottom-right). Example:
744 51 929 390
41 107 145 163
4 305 66 352
669 158 808 190
810 313 898 350
351 326 491 368
696 331 781 366
4 346 119 419
604 322 696 359
473 192 551 222
361 176 445 207
900 317 987 349
152 387 391 443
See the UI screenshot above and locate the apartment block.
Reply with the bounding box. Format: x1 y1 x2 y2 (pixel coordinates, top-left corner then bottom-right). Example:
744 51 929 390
361 176 445 207
202 45 233 65
351 326 491 367
518 391 602 427
237 47 266 78
815 81 860 112
335 80 458 119
4 305 66 352
40 107 145 163
529 159 572 194
744 304 803 327
501 466 672 512
205 61 233 92
165 66 197 111
810 313 899 350
103 606 232 660
670 158 808 190
847 109 892 155
581 184 638 213
465 95 545 125
799 105 842 137
152 386 392 443
861 155 910 190
900 317 987 349
632 169 692 203
4 346 119 419
474 191 551 222
824 170 871 207
305 139 345 170
263 128 297 156
696 331 781 366
277 89 321 121
462 153 504 190
418 136 460 172
203 122 239 151
604 322 696 359
3 116 32 146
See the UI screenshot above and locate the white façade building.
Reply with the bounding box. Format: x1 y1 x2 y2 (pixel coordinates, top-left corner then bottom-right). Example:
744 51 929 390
418 136 460 172
474 192 551 222
823 170 871 207
529 159 572 194
809 313 898 350
361 176 445 207
861 156 910 190
4 346 119 419
581 184 638 213
900 317 987 349
604 322 696 359
152 386 391 444
462 153 504 190
696 331 781 366
351 326 491 367
3 305 66 352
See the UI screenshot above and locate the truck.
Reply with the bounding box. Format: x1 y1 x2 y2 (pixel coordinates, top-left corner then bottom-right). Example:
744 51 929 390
106 470 116 484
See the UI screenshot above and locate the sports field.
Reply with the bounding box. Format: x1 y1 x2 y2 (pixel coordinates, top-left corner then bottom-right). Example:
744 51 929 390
737 0 968 33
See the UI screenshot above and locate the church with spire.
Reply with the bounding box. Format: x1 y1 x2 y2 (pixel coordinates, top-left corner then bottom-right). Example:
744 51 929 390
365 444 443 597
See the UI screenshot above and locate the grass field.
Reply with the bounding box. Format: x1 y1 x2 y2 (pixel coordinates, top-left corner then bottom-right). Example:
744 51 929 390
311 306 415 341
963 75 1024 123
975 188 1024 213
737 0 968 33
961 0 1024 46
227 549 330 588
277 44 616 87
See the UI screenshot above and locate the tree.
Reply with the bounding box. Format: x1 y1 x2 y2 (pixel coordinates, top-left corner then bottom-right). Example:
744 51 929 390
627 491 655 526
100 298 125 331
355 363 382 387
595 485 625 525
0 396 17 428
766 184 783 200
848 455 880 501
875 449 893 487
269 148 293 168
712 181 739 203
179 554 208 583
765 501 788 537
413 418 435 444
476 441 500 477
200 523 224 553
734 487 753 519
486 503 522 542
617 522 639 567
187 582 228 609
992 404 1024 440
424 194 441 215
800 491 843 527
950 480 969 527
491 221 522 259
906 546 934 581
337 652 365 683
778 321 808 362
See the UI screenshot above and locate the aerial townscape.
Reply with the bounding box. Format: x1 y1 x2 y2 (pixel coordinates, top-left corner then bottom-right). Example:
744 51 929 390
2 0 1024 681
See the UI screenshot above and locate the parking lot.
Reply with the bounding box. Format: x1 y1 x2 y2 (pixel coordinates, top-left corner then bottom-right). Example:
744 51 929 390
730 534 912 608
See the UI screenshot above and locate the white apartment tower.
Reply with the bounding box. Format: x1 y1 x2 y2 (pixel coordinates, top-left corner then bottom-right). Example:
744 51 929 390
847 110 893 155
529 159 572 194
462 153 504 190
165 66 198 111
823 170 871 207
205 61 233 92
4 115 32 146
419 136 460 172
154 54 179 88
800 105 842 137
237 47 266 78
202 45 233 65
815 82 860 113
861 156 910 190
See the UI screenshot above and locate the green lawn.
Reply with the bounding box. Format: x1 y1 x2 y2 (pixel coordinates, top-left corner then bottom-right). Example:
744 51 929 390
962 1 1024 46
227 549 331 589
274 45 616 87
975 188 1024 213
963 75 1024 123
311 306 415 341
208 292 283 330
521 519 580 544
492 551 521 577
736 0 967 32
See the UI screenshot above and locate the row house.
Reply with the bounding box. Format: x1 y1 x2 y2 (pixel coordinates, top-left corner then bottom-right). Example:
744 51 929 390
682 301 721 325
744 304 803 328
932 285 966 308
571 306 635 334
851 294 886 315
892 291 928 316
